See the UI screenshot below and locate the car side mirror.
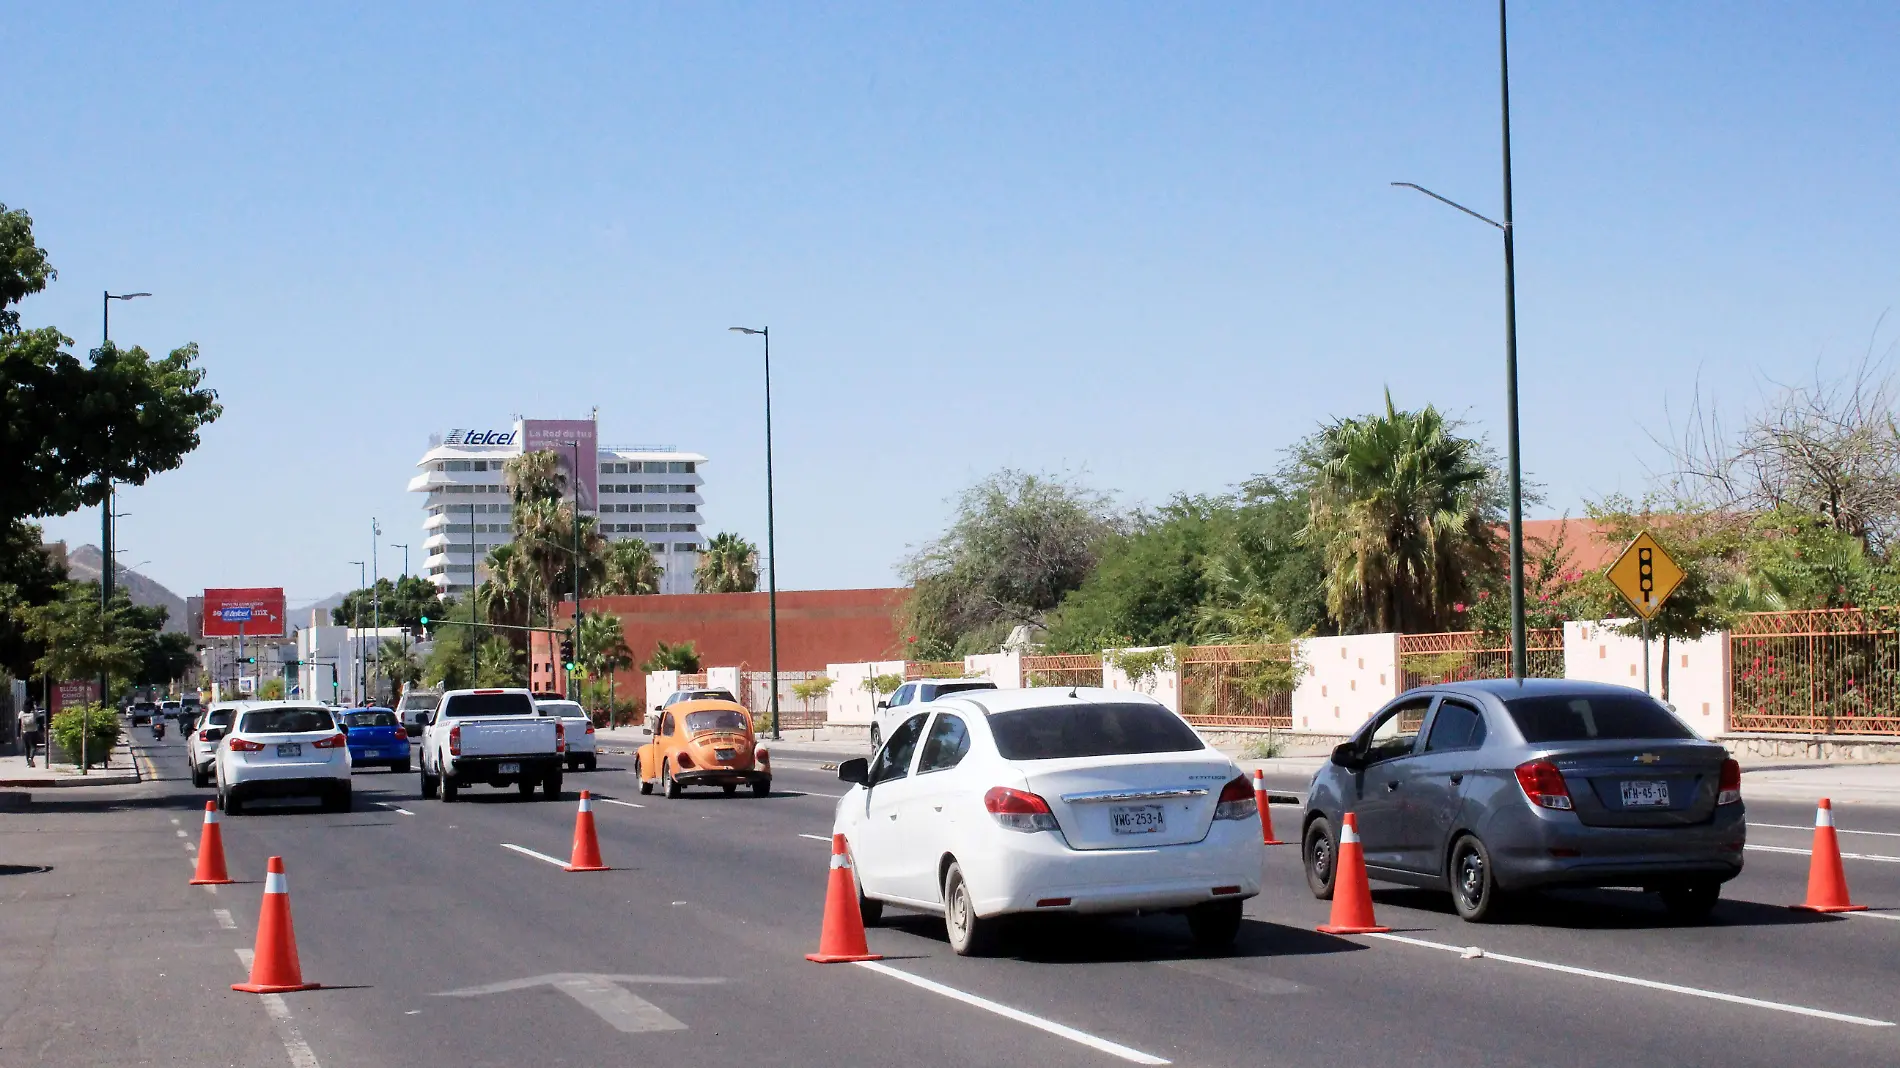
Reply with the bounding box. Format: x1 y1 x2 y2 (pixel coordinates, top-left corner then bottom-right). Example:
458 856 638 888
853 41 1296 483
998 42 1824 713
1330 742 1364 770
837 757 869 786
875 700 889 710
641 725 653 735
652 704 663 713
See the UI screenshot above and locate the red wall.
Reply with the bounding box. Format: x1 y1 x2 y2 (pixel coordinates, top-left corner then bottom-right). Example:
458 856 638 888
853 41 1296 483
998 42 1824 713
539 588 909 705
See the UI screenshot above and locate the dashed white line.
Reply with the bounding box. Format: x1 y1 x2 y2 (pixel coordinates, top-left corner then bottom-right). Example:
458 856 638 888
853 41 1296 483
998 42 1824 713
373 802 415 815
1752 821 1900 839
213 908 237 930
798 834 832 842
1849 911 1900 923
175 829 188 838
854 960 1170 1064
235 949 322 1068
599 798 644 808
1746 843 1900 864
1367 932 1894 1028
501 843 569 868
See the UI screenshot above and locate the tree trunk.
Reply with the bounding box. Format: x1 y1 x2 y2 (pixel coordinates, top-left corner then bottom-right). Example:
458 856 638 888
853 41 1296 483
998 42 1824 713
1660 634 1672 703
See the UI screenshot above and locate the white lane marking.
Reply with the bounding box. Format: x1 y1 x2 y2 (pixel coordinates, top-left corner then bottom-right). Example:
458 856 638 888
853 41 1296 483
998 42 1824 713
798 834 832 842
170 817 181 825
1849 911 1900 923
175 829 188 838
599 798 644 808
184 841 197 852
213 908 236 929
501 843 569 868
373 802 415 815
1368 933 1894 1028
1753 821 1900 839
1746 843 1900 864
435 973 719 1032
235 949 322 1068
853 960 1171 1064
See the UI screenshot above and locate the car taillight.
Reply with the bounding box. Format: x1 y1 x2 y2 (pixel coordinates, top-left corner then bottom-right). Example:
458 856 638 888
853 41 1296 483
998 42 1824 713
755 746 770 767
198 730 211 742
585 723 595 735
555 721 565 753
228 737 265 752
677 750 694 769
1514 760 1574 810
1212 774 1258 821
984 786 1059 833
449 725 461 756
1717 758 1742 805
313 733 347 749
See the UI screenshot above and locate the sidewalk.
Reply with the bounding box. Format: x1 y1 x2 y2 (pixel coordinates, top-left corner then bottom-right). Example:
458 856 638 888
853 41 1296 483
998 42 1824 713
0 740 140 788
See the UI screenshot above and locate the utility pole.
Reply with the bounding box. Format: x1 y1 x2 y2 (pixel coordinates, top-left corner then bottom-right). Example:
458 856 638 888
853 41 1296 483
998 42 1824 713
372 519 382 702
570 439 582 701
349 560 365 703
95 290 151 761
728 326 781 739
469 502 479 686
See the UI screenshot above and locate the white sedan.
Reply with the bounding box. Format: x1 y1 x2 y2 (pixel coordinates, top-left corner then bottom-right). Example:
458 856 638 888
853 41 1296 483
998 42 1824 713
534 698 598 771
833 688 1262 955
215 703 353 814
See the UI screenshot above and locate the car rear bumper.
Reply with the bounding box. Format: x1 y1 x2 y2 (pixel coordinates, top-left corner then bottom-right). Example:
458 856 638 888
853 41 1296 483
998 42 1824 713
229 776 348 801
675 768 769 787
966 819 1262 917
1489 804 1747 891
349 743 411 764
445 755 563 782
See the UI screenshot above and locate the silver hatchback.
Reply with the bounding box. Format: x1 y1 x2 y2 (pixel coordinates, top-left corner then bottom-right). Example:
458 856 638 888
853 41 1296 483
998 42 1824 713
1302 679 1745 922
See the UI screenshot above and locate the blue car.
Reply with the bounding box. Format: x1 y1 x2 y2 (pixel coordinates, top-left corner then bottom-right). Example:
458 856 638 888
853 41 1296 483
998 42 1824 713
340 707 412 773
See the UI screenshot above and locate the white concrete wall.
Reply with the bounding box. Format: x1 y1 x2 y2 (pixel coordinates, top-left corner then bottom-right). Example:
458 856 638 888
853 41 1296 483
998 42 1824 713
964 651 1022 688
1102 648 1181 712
1564 621 1730 736
826 660 907 726
706 666 741 697
645 670 680 715
1290 633 1402 734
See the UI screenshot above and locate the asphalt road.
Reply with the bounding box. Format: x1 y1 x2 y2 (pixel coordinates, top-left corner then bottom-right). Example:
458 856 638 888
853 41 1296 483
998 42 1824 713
4 723 1900 1067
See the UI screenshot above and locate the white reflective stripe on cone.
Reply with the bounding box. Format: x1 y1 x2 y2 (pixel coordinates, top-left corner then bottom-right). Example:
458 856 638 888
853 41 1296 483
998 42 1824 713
263 871 288 895
1253 771 1265 787
1340 823 1361 845
1817 805 1835 828
205 809 221 824
578 797 592 813
830 853 851 870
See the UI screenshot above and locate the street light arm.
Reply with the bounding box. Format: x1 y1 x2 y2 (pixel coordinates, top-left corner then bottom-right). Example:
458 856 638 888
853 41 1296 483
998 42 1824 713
1391 182 1506 231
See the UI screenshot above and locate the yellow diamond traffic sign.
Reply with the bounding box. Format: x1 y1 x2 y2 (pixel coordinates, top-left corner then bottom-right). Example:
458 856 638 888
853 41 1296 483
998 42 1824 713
1607 532 1684 620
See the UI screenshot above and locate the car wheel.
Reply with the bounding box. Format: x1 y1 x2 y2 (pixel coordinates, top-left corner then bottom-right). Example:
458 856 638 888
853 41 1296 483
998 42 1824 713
584 755 597 772
1660 880 1722 922
518 778 536 797
420 766 439 800
723 784 737 796
392 758 411 775
943 861 996 957
1186 899 1244 949
225 790 244 816
442 772 460 802
855 851 883 927
333 786 353 813
662 761 681 799
1449 834 1502 922
190 765 207 789
639 778 653 796
543 772 563 799
1303 817 1337 900
868 725 881 751
752 778 771 797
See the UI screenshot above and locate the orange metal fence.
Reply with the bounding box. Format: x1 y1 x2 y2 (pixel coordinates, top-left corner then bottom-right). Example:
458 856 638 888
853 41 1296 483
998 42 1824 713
1179 644 1293 730
1730 609 1900 735
905 660 967 680
740 669 828 728
1021 654 1103 688
1398 630 1565 692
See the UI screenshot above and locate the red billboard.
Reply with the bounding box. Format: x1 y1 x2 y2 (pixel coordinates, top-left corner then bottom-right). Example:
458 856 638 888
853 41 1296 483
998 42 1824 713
202 587 287 637
52 680 99 714
522 419 599 514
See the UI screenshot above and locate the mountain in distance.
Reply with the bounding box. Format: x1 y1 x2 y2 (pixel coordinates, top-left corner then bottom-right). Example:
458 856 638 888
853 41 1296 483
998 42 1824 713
63 544 188 633
291 592 347 629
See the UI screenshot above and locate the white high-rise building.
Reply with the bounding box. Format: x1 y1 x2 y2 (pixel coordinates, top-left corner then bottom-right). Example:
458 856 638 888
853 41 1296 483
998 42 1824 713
407 418 707 597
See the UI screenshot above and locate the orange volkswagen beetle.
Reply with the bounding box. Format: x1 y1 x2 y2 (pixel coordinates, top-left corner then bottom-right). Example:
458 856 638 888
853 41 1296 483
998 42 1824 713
636 698 771 798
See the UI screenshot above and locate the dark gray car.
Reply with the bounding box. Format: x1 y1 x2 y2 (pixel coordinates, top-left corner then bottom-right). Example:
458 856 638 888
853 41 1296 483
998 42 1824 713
1302 679 1745 922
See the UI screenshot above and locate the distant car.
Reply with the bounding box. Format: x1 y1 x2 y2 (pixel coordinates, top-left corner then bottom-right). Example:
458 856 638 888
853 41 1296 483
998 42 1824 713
834 688 1260 955
1301 679 1744 923
189 703 246 788
340 707 411 773
161 700 182 720
637 699 770 798
130 701 157 726
535 699 598 771
215 702 353 814
656 688 739 711
397 688 441 738
871 678 998 750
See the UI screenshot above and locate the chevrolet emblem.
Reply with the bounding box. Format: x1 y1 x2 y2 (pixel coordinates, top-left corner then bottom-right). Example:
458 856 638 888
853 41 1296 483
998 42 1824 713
1634 753 1662 765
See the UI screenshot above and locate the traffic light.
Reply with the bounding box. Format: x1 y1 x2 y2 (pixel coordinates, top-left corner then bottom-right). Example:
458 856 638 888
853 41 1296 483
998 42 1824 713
242 656 256 664
560 636 575 670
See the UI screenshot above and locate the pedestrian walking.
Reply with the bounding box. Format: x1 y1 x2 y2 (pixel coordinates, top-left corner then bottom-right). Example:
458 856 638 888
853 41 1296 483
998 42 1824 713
18 705 44 768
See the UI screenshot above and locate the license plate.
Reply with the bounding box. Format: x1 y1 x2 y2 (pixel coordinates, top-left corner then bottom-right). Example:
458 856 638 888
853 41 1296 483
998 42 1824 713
359 748 379 759
1620 780 1670 807
498 762 520 775
276 743 302 758
715 748 735 762
1110 804 1166 835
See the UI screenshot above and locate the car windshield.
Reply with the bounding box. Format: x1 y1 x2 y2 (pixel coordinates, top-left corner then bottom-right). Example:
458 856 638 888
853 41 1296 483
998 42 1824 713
987 702 1204 760
444 692 536 717
685 709 749 734
344 711 399 728
539 702 584 718
1506 693 1695 743
207 710 235 727
399 693 440 711
239 707 335 734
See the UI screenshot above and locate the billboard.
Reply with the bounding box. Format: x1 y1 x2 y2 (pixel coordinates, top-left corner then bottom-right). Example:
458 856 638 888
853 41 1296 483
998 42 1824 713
202 587 287 637
52 680 99 714
521 419 599 513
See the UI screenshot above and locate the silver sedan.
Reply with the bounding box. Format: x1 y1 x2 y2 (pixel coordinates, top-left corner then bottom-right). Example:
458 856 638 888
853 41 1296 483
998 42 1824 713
1302 679 1745 922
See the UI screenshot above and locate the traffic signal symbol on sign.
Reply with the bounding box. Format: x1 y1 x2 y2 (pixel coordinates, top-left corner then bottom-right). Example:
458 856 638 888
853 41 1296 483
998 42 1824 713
1607 532 1685 620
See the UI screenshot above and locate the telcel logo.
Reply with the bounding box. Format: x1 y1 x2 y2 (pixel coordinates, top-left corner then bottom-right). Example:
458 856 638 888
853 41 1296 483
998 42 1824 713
445 429 517 446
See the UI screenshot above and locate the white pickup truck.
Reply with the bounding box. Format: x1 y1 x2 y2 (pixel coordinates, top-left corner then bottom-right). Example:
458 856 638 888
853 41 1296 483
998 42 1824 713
420 688 566 801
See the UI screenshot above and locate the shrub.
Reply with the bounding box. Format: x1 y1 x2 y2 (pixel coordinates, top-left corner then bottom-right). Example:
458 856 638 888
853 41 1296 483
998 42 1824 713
1240 732 1286 760
50 704 121 767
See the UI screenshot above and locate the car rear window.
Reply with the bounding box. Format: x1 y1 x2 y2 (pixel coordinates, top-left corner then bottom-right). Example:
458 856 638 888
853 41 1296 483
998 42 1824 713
1505 694 1695 743
240 707 336 734
344 711 399 728
207 709 235 727
399 693 440 711
931 681 996 697
986 702 1204 760
443 693 536 717
685 709 749 733
538 702 584 718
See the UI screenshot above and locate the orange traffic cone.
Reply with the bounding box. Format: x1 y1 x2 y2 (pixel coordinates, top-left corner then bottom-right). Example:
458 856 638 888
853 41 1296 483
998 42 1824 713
806 834 882 964
189 800 235 885
1793 798 1868 913
232 856 320 993
564 791 609 872
1317 812 1391 934
1254 769 1285 845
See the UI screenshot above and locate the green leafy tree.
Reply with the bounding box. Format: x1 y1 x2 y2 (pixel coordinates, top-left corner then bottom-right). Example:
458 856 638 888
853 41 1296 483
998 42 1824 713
422 627 473 690
18 582 142 773
576 611 633 714
257 677 286 701
137 631 198 689
0 520 68 679
333 575 444 630
380 637 423 692
695 532 759 593
474 634 524 687
601 538 662 596
641 640 701 673
49 704 120 768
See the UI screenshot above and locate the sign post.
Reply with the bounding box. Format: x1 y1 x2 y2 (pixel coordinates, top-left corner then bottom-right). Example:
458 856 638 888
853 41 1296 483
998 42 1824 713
1606 532 1686 696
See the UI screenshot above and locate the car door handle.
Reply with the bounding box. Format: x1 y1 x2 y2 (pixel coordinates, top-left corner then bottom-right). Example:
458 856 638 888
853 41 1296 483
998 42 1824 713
1449 773 1464 785
887 813 899 820
933 805 943 812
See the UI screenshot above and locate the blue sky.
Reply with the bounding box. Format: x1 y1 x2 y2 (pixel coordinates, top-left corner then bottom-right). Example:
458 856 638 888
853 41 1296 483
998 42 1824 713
8 2 1898 606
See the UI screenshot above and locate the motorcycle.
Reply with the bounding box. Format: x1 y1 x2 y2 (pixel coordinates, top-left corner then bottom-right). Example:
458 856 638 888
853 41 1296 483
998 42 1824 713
152 719 166 740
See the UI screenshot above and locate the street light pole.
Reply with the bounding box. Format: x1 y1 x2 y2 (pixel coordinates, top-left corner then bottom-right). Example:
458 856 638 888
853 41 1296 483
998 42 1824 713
392 543 410 578
1389 0 1526 680
569 440 582 701
728 326 781 740
97 290 151 725
372 519 382 701
349 560 365 702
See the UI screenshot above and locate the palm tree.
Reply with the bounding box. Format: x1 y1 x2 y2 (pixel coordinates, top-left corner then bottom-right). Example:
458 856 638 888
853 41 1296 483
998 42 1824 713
576 611 633 719
380 637 423 692
503 450 566 507
1303 391 1502 633
641 640 701 673
695 532 759 593
478 543 534 631
601 538 662 595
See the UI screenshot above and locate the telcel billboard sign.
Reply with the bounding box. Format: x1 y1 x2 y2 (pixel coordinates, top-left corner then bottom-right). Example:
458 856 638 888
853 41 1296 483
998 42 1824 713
202 588 287 637
521 419 598 513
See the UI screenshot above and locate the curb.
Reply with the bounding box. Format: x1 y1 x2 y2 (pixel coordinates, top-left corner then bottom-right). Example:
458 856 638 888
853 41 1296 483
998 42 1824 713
0 773 138 788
